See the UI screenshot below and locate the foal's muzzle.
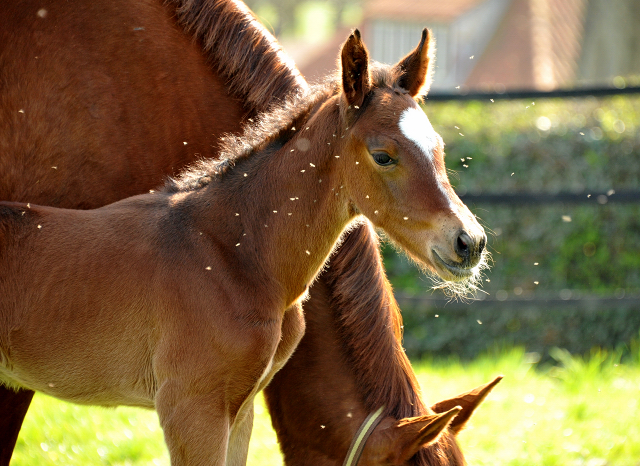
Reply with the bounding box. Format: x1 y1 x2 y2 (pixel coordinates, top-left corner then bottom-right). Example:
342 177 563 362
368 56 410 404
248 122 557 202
454 229 486 269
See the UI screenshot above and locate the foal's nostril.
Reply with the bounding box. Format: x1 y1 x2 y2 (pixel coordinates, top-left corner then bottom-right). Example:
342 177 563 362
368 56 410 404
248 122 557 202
455 231 472 259
478 235 487 255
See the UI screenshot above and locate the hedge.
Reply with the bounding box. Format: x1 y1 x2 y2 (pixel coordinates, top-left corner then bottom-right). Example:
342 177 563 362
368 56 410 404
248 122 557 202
382 95 640 358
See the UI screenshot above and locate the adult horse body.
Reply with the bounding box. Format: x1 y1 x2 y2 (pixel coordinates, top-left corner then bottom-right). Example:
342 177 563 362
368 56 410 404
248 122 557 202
0 30 487 465
1 0 302 462
0 1 499 464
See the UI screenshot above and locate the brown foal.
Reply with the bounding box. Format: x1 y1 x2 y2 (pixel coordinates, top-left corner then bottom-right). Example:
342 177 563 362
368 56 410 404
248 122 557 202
1 30 488 465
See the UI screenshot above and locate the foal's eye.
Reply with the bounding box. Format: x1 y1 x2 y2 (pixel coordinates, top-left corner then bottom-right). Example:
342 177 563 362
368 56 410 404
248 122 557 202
371 151 395 167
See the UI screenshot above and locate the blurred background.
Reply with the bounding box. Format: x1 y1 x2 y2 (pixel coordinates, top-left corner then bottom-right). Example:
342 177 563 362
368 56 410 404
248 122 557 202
243 0 640 362
247 0 640 90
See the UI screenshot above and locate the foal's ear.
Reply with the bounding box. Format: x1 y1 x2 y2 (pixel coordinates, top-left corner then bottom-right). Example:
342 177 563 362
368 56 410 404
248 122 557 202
341 29 371 108
394 28 434 98
390 407 461 463
430 375 503 434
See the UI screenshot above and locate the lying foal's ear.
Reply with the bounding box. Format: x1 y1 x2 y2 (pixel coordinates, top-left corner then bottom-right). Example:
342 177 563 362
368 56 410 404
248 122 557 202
394 28 434 98
431 375 503 434
341 29 371 108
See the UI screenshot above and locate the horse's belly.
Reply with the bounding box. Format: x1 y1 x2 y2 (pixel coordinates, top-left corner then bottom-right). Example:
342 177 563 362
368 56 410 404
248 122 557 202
0 330 158 408
0 366 157 409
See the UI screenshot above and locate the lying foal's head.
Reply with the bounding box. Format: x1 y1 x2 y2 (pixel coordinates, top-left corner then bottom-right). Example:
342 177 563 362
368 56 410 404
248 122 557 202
337 29 487 296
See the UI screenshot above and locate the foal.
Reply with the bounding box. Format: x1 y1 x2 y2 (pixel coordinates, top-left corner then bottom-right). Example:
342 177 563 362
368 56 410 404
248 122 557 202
0 30 485 465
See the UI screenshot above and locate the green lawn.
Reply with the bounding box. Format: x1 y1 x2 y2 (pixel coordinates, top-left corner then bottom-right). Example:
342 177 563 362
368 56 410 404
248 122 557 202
11 347 640 465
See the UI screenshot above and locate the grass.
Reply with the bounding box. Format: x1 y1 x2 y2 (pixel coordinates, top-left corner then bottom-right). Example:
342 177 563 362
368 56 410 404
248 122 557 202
11 346 640 465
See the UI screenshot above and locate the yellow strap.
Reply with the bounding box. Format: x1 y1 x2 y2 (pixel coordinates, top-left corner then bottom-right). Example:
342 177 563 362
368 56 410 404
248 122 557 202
342 405 386 466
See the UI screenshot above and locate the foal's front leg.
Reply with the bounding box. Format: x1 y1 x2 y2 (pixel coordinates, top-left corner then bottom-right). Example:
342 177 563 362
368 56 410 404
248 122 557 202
156 380 231 466
227 399 254 466
154 314 285 465
227 303 305 466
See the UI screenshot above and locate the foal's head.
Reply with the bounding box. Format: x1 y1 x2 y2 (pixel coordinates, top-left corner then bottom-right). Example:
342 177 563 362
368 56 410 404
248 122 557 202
336 30 487 296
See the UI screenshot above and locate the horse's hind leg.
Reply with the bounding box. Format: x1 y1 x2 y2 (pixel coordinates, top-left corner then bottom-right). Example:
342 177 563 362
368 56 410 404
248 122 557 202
0 387 34 466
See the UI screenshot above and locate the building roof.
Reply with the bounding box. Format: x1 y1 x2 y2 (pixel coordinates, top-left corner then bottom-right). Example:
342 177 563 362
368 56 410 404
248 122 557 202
465 0 586 90
365 0 487 23
291 0 588 91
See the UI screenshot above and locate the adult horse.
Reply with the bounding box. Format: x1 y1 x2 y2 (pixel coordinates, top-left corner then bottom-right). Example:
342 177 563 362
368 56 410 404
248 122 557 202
1 28 488 465
1 0 302 462
0 1 498 465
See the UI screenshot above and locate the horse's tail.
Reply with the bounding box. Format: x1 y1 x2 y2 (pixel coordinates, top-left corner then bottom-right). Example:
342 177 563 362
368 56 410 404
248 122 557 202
168 0 308 114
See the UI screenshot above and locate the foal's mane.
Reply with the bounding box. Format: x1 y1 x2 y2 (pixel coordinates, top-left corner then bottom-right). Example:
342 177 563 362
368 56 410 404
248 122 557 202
167 0 306 114
163 81 336 192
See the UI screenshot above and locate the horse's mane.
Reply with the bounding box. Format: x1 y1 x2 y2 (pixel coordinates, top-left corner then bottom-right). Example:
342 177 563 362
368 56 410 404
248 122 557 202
324 224 427 417
163 62 401 193
324 224 461 465
167 0 307 114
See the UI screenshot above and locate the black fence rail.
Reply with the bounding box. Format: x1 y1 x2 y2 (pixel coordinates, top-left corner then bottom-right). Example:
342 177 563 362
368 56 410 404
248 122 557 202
396 292 640 359
427 85 640 102
459 189 640 205
396 292 640 312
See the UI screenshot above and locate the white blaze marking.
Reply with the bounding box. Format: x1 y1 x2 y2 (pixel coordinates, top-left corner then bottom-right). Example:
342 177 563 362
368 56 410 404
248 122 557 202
398 106 454 209
398 107 440 160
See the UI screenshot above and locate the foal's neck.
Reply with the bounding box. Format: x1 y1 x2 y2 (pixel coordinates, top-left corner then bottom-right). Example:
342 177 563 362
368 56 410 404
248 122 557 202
203 96 354 306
